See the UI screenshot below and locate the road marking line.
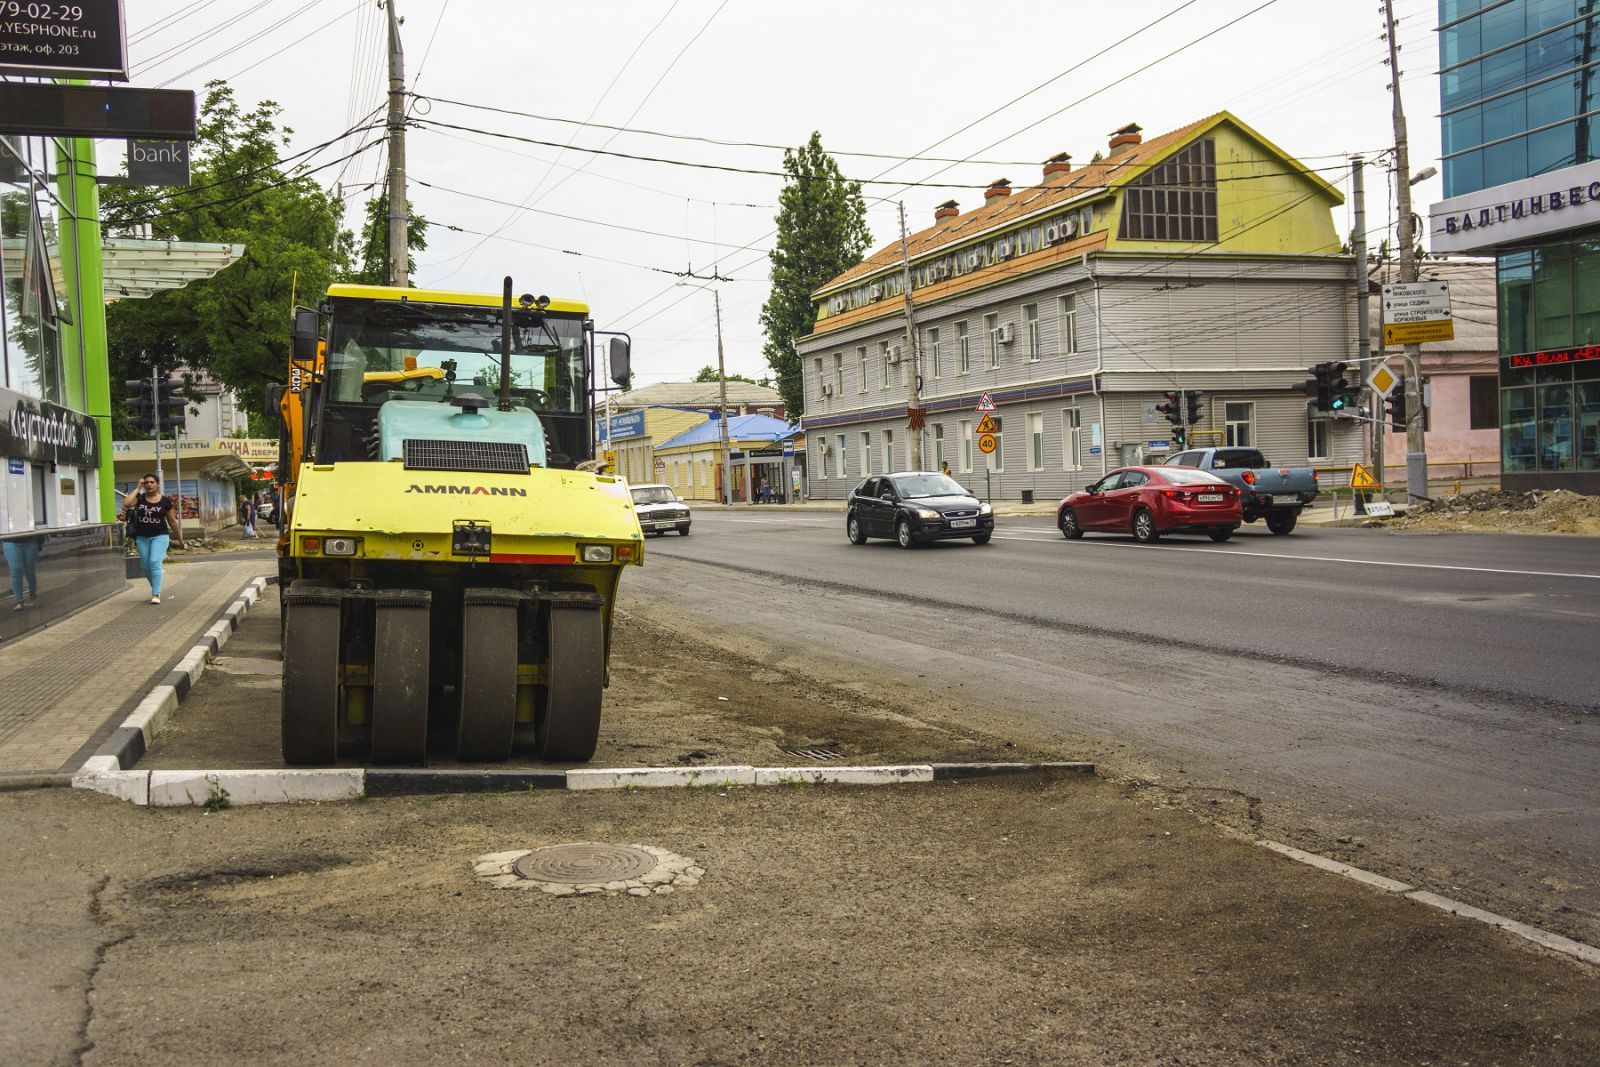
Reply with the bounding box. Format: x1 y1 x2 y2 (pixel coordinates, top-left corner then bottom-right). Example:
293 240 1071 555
994 534 1600 580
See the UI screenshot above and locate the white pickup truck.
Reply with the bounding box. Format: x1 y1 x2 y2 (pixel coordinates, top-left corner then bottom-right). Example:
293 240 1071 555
1165 447 1319 535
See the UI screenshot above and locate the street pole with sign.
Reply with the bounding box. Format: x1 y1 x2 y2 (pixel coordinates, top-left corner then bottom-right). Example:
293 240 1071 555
1384 0 1430 503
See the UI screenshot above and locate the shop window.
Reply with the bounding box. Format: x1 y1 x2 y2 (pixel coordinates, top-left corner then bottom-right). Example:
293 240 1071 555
1469 375 1499 430
1533 244 1574 350
1503 385 1537 472
30 464 48 526
1578 380 1600 471
1498 250 1533 355
1537 381 1575 470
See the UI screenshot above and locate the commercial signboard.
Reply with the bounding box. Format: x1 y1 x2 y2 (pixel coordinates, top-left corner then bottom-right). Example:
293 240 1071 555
1 387 98 467
0 0 127 80
1381 281 1454 346
1429 158 1600 255
0 83 196 140
100 139 192 187
596 410 646 442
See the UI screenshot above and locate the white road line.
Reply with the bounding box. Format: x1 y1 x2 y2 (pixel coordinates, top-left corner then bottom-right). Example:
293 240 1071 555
722 518 835 525
992 533 1600 580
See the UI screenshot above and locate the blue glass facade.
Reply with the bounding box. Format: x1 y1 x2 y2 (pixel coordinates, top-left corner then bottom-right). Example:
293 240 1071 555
1440 1 1600 197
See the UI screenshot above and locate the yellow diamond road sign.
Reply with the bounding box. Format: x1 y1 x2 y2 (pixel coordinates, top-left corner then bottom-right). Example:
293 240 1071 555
1368 362 1398 398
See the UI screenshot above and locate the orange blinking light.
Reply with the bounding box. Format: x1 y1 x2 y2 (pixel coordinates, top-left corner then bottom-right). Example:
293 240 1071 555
404 355 417 371
303 537 322 553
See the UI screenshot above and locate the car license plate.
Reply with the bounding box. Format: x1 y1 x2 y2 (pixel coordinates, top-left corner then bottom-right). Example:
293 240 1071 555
949 518 977 528
1197 493 1224 502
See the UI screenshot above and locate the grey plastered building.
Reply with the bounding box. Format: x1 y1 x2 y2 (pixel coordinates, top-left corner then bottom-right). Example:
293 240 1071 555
796 112 1368 502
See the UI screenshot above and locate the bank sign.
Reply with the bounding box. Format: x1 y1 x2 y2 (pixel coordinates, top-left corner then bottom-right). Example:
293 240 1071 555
1 387 98 467
1429 158 1600 254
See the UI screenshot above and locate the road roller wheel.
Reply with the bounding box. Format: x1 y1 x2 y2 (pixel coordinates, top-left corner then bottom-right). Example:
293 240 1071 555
537 605 605 762
370 590 431 765
281 580 342 766
456 589 520 762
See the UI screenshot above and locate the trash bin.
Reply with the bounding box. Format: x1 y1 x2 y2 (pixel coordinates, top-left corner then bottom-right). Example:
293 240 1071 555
1021 490 1035 504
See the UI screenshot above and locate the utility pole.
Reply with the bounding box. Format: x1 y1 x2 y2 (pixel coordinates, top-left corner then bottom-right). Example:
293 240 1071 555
1351 156 1379 486
151 366 164 492
898 201 924 469
1383 0 1428 503
714 287 732 505
385 1 409 287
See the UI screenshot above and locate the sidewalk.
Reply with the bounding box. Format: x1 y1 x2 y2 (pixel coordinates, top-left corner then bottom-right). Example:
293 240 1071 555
0 559 270 778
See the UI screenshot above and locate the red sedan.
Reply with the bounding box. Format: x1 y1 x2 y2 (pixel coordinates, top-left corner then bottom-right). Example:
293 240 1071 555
1057 466 1243 543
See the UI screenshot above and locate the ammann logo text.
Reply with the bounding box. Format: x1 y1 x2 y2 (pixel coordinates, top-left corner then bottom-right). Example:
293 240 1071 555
406 484 528 496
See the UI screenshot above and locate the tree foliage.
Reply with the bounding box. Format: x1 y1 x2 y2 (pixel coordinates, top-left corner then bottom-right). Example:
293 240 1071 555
345 190 429 285
758 132 870 415
693 364 768 388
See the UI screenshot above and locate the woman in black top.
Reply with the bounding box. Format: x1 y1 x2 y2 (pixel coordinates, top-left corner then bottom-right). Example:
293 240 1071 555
122 474 184 604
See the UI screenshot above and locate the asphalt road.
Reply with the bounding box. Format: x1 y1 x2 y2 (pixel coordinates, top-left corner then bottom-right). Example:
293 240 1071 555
625 512 1600 945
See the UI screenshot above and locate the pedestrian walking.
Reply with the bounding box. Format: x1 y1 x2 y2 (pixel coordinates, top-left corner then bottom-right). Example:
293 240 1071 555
3 531 43 612
241 495 257 539
123 474 183 604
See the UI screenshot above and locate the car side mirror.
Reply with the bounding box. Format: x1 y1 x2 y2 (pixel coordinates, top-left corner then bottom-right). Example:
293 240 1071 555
290 308 318 362
609 336 631 389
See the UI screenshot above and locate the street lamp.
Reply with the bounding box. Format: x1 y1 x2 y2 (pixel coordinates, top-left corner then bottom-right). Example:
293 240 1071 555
677 281 733 506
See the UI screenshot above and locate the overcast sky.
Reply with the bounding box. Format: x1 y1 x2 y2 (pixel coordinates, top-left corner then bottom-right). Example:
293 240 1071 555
122 0 1446 388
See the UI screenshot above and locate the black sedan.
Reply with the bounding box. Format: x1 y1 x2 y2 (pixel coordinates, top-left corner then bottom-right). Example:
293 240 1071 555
846 472 994 548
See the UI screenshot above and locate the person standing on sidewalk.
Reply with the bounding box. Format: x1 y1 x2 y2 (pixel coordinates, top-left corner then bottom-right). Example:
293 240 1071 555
240 495 257 539
122 474 184 604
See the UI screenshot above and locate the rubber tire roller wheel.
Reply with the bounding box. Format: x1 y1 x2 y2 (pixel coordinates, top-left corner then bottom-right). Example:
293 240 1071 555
456 591 520 762
538 606 605 762
369 591 431 765
281 580 341 766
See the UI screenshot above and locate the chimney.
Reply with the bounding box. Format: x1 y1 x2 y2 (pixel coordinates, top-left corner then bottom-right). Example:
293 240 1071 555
934 199 959 222
1108 123 1142 157
1043 151 1072 178
984 178 1012 202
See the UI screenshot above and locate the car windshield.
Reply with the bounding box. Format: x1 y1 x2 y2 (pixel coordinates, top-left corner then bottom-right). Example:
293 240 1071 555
631 487 675 505
323 299 588 413
1212 449 1267 470
1161 469 1228 486
891 474 969 498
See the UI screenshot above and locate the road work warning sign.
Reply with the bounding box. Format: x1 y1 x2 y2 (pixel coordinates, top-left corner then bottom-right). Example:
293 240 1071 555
1349 463 1380 490
976 413 998 435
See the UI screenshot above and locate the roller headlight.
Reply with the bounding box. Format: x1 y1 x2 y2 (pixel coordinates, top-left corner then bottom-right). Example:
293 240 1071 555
323 537 360 556
579 544 615 563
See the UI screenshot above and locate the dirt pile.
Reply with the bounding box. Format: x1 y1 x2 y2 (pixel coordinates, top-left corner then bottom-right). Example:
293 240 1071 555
1391 487 1600 534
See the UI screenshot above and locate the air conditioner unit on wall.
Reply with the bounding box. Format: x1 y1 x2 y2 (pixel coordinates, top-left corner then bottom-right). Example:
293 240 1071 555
830 296 846 313
886 348 902 364
821 382 833 395
997 323 1014 344
996 239 1013 259
965 251 982 270
1044 223 1061 244
868 284 884 301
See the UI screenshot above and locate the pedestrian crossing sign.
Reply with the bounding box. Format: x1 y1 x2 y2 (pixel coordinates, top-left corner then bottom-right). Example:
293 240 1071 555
1349 463 1380 490
976 392 997 413
976 413 998 435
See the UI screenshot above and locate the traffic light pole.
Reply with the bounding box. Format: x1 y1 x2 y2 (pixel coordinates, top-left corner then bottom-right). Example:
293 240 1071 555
1384 0 1429 503
151 366 165 493
1351 156 1381 488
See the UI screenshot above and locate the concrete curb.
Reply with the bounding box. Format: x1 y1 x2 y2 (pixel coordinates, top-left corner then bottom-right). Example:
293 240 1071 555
72 760 1095 808
72 576 269 789
1256 839 1600 969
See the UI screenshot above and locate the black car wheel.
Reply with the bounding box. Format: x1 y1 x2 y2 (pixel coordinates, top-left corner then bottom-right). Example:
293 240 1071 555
1132 507 1161 544
971 532 991 545
847 514 868 545
1266 512 1298 535
895 518 917 549
1208 528 1233 542
678 526 690 536
1059 507 1083 540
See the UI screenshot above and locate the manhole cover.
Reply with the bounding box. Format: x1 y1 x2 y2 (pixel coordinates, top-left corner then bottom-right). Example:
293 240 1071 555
514 844 657 884
780 745 843 761
473 843 703 897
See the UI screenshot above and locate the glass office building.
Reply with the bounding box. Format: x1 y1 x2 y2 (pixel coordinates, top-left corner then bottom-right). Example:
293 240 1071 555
1433 1 1600 492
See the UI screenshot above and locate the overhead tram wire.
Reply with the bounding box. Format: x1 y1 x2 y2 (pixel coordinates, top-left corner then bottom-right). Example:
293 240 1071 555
333 3 385 191
157 0 351 89
222 1 370 84
128 0 227 46
132 0 275 74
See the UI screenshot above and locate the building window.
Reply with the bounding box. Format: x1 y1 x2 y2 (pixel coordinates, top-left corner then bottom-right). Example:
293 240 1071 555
815 357 825 400
989 416 1004 471
834 353 844 397
1498 239 1600 357
934 424 945 470
928 327 941 378
1062 408 1082 470
837 434 848 478
1027 412 1044 470
1117 137 1218 242
959 419 973 472
958 321 971 373
877 341 890 388
1307 417 1330 462
1469 374 1499 430
1024 304 1040 361
884 429 895 472
861 431 872 474
985 313 1000 368
858 347 868 392
1060 294 1078 355
1224 402 1254 447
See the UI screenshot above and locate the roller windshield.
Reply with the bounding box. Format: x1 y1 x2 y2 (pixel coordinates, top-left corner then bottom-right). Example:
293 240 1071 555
324 300 588 414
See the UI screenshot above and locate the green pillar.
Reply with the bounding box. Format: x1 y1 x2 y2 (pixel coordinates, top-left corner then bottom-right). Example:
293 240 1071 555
54 137 114 523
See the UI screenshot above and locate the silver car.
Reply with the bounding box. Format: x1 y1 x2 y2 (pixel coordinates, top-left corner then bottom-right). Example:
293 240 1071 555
630 483 691 536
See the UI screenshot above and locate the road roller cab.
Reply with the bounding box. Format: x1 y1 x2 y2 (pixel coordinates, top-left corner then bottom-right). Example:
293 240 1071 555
274 282 641 767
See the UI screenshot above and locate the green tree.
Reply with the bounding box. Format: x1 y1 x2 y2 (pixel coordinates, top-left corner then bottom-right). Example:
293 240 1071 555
343 189 429 285
693 364 768 387
758 132 870 414
100 82 353 432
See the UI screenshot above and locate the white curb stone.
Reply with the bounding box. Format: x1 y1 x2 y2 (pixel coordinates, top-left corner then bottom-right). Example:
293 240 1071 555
72 768 150 805
175 646 210 682
147 769 366 807
1255 840 1414 894
123 686 179 746
1406 891 1600 966
753 765 934 786
566 765 757 790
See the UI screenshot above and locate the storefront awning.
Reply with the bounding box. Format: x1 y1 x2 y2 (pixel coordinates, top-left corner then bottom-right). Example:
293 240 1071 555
0 237 244 303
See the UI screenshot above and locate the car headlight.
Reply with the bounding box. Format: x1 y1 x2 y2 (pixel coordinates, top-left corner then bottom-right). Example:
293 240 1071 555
914 508 941 520
323 536 360 556
579 544 615 563
979 502 993 515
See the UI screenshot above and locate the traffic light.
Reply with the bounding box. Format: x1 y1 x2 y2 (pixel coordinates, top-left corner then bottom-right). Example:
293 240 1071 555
1183 390 1202 424
1326 361 1353 412
123 379 156 435
1384 377 1407 434
156 377 188 434
1155 391 1183 428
